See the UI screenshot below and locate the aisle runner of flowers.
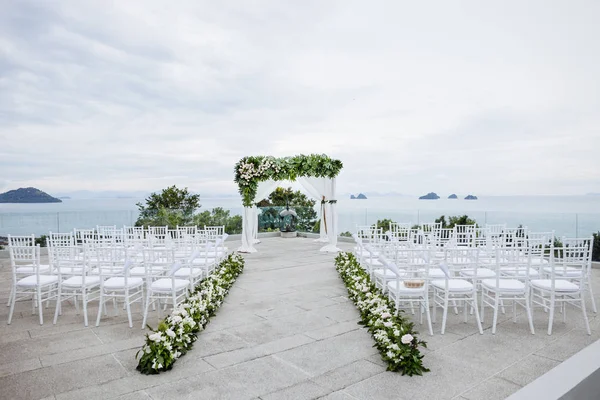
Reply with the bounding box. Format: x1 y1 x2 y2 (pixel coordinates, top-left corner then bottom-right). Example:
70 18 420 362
335 252 429 376
136 254 245 374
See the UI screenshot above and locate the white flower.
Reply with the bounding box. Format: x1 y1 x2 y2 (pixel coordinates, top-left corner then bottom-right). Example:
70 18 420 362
381 312 391 319
401 334 414 344
148 332 162 342
386 351 394 358
393 329 400 337
383 321 393 328
166 329 176 338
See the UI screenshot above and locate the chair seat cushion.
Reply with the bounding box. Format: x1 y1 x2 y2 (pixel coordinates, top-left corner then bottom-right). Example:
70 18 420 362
431 279 474 291
481 278 525 292
103 277 143 290
387 280 426 293
15 264 51 274
500 267 540 277
373 269 398 279
17 275 59 287
173 268 203 278
191 258 216 265
531 279 580 292
542 266 582 277
423 268 446 278
460 268 496 278
62 276 101 287
129 266 147 276
151 278 190 292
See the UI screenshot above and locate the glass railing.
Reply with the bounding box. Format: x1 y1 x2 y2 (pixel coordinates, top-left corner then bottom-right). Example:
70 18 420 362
0 208 598 239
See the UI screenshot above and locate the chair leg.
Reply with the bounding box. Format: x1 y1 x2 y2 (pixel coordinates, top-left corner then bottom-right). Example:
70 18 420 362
95 292 104 327
424 296 433 336
525 291 535 335
82 290 89 327
6 286 13 307
581 295 591 335
53 286 62 325
7 287 17 325
441 292 449 335
125 290 133 328
142 289 151 329
37 288 44 325
472 292 484 334
492 293 500 335
587 279 597 313
547 294 556 335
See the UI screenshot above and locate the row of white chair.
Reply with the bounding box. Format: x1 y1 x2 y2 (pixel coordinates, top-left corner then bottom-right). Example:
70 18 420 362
353 227 594 336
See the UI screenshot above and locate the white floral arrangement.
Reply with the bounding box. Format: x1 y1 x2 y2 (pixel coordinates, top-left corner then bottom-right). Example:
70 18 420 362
334 252 429 376
136 254 245 374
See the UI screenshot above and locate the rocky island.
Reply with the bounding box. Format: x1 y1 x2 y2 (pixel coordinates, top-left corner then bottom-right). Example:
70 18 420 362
464 194 478 200
448 194 458 199
0 187 62 203
419 192 440 200
350 193 368 199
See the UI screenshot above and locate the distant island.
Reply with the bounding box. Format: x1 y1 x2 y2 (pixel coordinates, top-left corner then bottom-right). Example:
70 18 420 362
464 194 478 200
0 187 62 203
350 193 368 199
58 196 71 199
419 192 440 200
448 194 458 199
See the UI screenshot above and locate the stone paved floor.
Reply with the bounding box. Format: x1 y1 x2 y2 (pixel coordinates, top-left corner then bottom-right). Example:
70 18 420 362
0 237 599 400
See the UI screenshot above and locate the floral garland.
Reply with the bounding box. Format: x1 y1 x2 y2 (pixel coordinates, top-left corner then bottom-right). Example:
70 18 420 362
136 254 245 374
234 154 343 207
335 252 429 376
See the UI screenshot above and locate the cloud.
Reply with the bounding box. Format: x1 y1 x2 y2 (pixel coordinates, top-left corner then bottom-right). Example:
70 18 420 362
1 0 599 196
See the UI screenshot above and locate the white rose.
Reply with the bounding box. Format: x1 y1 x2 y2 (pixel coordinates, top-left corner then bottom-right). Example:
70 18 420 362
166 329 176 338
381 312 391 319
148 333 162 342
383 321 393 327
401 334 414 344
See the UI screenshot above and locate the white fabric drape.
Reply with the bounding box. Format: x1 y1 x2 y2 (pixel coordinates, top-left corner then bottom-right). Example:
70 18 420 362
238 179 280 252
317 177 341 252
297 177 328 242
238 206 257 253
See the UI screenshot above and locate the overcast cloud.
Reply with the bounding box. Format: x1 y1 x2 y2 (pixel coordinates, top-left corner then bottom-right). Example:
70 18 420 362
1 0 599 196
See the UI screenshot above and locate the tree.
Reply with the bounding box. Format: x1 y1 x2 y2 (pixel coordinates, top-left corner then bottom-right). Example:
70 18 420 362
136 186 200 227
257 187 318 232
193 208 243 234
435 215 478 229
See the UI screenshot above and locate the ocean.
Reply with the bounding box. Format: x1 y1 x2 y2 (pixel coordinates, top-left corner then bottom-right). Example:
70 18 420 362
0 195 598 238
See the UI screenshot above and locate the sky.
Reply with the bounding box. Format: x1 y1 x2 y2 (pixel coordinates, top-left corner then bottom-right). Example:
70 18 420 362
1 0 599 197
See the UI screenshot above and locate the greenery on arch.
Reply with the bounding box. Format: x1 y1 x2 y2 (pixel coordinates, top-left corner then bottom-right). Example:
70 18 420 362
234 154 343 207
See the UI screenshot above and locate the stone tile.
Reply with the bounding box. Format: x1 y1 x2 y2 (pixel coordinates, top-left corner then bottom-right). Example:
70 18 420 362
496 354 560 387
308 302 361 323
0 357 42 378
194 330 250 357
318 391 359 400
533 328 600 362
115 391 152 400
260 380 331 400
275 330 378 377
344 351 492 400
40 337 141 367
204 333 315 369
312 359 384 391
461 377 522 400
304 320 360 341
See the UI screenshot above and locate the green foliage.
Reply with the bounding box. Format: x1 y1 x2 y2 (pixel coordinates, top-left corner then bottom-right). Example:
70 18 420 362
340 231 352 237
372 219 395 232
234 154 343 206
435 215 477 229
136 254 245 374
35 235 48 247
193 208 243 234
335 253 428 375
593 232 600 262
257 187 318 232
136 186 200 227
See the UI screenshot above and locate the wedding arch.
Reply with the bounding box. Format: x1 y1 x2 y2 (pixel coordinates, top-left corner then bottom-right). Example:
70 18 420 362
234 154 343 253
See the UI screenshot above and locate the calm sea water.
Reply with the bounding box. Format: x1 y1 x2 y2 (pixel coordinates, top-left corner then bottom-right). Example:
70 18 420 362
0 195 598 237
